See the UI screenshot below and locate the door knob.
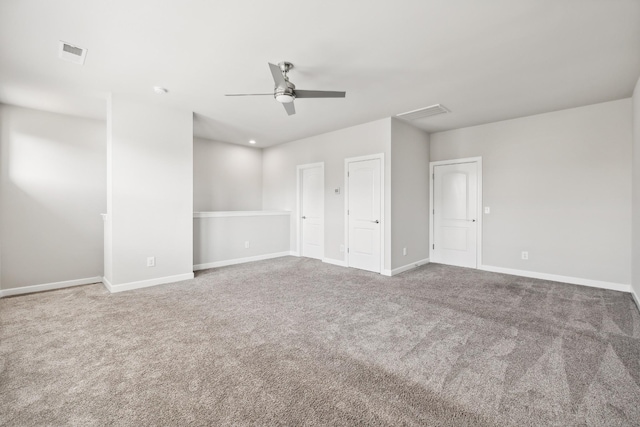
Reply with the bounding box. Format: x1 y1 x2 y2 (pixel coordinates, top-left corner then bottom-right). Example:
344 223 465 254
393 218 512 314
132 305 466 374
373 220 379 223
302 216 306 219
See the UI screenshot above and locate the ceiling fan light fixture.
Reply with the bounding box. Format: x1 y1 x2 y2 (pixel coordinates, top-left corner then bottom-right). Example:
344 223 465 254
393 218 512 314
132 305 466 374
275 93 295 103
225 62 345 115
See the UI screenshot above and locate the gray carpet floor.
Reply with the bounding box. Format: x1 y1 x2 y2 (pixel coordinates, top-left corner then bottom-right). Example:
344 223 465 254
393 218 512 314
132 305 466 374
1 257 640 426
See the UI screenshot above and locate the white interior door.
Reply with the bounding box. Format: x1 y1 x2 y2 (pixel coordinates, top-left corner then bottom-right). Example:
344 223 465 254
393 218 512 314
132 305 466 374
300 165 324 259
432 161 478 268
347 159 381 273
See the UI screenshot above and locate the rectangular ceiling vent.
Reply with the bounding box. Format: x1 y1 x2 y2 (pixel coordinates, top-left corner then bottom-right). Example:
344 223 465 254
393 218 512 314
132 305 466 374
396 104 449 121
58 41 87 65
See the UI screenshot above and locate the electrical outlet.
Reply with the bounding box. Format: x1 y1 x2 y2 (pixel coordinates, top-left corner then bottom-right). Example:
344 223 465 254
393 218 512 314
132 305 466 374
485 207 491 214
339 244 344 253
521 251 528 260
244 241 250 249
403 247 407 256
147 256 155 267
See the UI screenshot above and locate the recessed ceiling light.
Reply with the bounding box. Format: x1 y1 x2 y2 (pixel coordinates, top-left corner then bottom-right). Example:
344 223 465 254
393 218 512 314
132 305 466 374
153 86 168 94
249 140 256 145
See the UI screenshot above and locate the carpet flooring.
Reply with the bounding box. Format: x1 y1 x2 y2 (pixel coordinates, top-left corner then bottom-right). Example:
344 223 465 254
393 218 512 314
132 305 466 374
1 257 640 426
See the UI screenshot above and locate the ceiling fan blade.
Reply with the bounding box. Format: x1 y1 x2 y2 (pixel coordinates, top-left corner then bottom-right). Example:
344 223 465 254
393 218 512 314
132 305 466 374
269 63 288 89
283 102 295 116
225 93 273 96
294 90 346 99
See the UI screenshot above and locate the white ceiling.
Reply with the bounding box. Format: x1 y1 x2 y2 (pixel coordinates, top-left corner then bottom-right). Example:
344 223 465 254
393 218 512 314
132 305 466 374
1 0 639 147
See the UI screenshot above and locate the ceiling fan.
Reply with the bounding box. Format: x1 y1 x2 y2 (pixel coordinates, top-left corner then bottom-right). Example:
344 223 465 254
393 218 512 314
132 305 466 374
225 62 346 116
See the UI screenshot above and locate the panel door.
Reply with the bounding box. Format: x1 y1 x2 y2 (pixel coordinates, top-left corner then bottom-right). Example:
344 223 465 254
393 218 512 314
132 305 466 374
301 166 324 259
433 162 478 268
348 159 381 273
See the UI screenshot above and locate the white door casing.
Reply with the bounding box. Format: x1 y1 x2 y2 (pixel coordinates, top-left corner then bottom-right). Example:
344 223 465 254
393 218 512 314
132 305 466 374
346 156 382 273
430 158 482 268
297 163 324 259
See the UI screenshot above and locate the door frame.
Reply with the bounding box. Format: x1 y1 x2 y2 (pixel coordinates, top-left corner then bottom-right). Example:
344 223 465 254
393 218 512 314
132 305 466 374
296 162 325 258
429 157 483 268
344 153 385 273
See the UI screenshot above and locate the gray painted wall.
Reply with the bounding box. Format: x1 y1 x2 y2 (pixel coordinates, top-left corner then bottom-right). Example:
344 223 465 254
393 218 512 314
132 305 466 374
431 99 632 285
0 104 106 290
390 118 430 269
106 96 193 285
262 118 392 267
633 77 640 298
2 93 635 291
193 137 262 211
193 213 290 266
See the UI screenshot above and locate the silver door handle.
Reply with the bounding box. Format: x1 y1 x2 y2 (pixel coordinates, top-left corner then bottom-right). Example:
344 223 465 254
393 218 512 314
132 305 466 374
373 220 379 223
302 216 306 219
465 219 476 222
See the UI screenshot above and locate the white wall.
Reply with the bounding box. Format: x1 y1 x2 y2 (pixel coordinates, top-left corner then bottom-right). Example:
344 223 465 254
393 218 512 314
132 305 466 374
431 99 632 285
390 118 430 269
106 95 193 287
262 119 392 267
0 104 106 290
632 77 640 299
193 137 262 211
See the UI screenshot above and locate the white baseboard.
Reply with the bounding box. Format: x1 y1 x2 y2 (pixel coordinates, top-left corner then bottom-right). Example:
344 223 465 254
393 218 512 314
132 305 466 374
103 272 194 293
631 287 640 313
0 276 102 298
479 265 631 293
102 276 114 292
322 258 430 276
381 258 430 277
323 257 347 267
193 251 291 271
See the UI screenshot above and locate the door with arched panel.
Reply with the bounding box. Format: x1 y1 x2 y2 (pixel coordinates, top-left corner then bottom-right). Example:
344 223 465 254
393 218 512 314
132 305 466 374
432 161 479 268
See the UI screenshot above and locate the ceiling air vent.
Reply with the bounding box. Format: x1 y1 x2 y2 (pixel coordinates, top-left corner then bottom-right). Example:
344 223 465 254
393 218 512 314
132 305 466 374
396 104 449 121
58 41 87 65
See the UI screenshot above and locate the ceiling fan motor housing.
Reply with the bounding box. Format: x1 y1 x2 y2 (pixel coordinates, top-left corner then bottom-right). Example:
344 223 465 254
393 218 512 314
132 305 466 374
275 81 296 103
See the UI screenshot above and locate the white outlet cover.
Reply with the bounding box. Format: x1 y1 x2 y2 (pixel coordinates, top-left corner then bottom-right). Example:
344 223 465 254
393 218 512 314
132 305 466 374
484 207 490 214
